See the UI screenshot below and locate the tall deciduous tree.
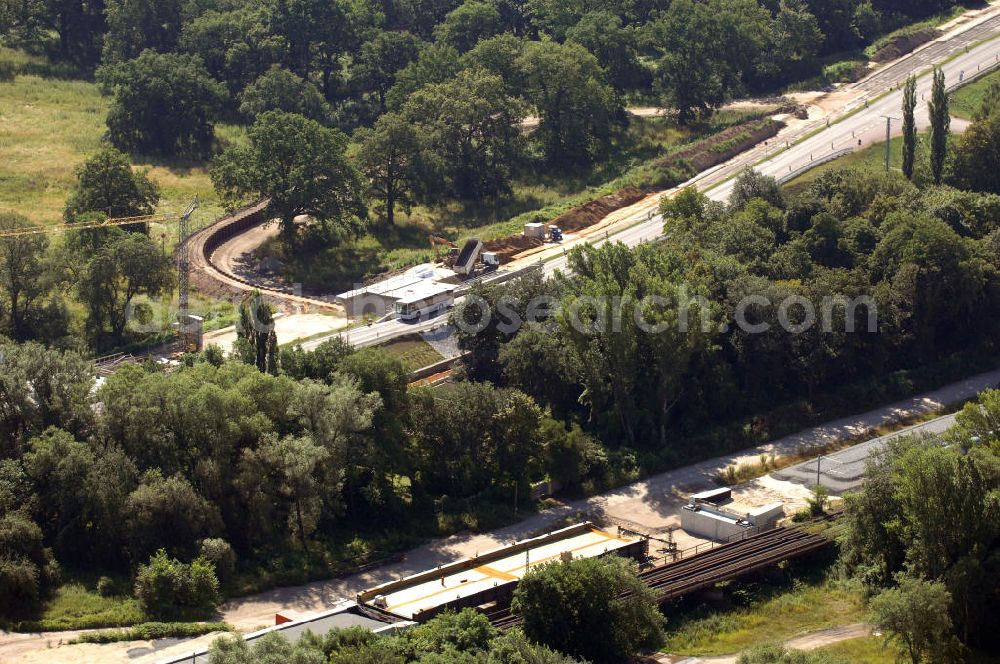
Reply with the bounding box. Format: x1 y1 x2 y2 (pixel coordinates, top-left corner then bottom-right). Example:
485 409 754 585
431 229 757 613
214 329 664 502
512 555 665 663
76 232 175 344
951 109 1000 195
517 39 618 167
402 68 525 200
355 112 428 227
902 75 917 180
238 66 330 124
0 213 51 341
101 50 228 159
212 111 366 247
649 0 728 124
929 67 950 185
64 146 160 222
870 576 958 664
353 30 423 114
434 1 503 52
234 290 277 374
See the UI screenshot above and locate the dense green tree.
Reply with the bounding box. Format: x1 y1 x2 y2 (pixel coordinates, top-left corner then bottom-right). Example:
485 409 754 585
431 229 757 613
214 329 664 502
76 232 175 345
434 0 503 52
648 0 729 124
928 67 949 185
523 0 586 40
460 32 525 92
64 146 160 223
486 629 585 663
499 322 580 420
279 337 353 381
728 169 786 212
409 382 544 497
566 10 645 95
512 555 665 663
178 7 287 94
236 433 331 555
125 470 223 562
517 39 617 166
238 66 331 124
353 30 423 113
452 270 551 382
102 0 184 63
266 0 374 95
101 50 228 159
773 0 824 63
212 111 366 247
952 109 1000 195
355 112 429 227
0 510 57 616
0 339 95 455
0 213 53 341
902 75 917 180
870 576 959 664
386 42 462 109
134 549 220 620
402 68 525 199
948 388 1000 449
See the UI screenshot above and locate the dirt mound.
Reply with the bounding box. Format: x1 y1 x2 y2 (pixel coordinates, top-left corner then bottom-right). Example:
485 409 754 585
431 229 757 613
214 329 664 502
658 118 784 174
482 187 647 261
551 187 646 233
482 234 544 261
872 28 939 63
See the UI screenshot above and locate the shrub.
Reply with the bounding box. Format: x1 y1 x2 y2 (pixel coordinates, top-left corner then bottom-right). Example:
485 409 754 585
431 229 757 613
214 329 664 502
71 621 232 644
198 538 236 582
96 576 117 597
0 60 15 83
134 550 221 621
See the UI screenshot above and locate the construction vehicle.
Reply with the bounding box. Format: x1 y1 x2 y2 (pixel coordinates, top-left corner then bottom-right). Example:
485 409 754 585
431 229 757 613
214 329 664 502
429 234 456 261
453 238 484 276
0 198 201 351
549 227 564 243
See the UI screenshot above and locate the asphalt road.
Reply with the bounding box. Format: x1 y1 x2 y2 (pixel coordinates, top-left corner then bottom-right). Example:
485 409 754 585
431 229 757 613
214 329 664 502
771 414 957 494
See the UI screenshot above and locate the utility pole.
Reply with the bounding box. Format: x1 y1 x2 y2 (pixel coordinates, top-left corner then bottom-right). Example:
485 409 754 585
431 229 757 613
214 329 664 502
816 455 822 488
880 116 899 173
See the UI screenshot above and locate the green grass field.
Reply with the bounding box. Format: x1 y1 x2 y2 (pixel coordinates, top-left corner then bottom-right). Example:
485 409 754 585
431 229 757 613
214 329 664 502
0 47 230 233
782 136 908 197
663 571 867 657
951 67 1000 120
377 334 446 372
816 636 896 664
13 582 145 631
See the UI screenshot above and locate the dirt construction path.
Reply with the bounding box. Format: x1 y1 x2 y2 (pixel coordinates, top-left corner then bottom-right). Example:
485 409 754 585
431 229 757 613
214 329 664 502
656 623 873 663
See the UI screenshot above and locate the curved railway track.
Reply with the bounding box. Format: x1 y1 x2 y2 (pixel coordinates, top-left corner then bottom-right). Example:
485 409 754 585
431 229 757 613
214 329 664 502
484 526 830 630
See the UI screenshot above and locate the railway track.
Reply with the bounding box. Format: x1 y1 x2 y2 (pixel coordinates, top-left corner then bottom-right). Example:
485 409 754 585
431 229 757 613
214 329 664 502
485 526 830 630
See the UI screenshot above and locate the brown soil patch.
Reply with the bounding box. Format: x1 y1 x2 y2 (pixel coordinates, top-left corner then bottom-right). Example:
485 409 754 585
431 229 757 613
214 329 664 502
872 28 940 63
482 187 646 261
659 118 785 174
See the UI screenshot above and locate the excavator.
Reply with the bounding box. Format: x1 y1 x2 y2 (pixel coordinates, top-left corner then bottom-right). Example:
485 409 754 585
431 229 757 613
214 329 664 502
429 234 457 262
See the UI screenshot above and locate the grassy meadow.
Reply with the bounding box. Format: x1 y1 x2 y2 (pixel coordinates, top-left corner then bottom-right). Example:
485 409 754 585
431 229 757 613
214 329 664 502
0 47 229 234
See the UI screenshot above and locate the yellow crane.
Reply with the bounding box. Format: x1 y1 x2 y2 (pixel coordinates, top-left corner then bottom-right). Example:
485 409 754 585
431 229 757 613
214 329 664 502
0 198 201 348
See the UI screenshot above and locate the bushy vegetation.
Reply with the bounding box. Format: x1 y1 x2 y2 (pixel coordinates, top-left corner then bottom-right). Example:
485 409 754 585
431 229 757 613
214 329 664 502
839 388 1000 657
71 620 232 644
207 609 586 663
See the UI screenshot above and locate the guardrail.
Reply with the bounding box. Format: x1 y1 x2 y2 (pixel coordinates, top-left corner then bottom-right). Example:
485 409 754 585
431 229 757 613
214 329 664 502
777 148 855 184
